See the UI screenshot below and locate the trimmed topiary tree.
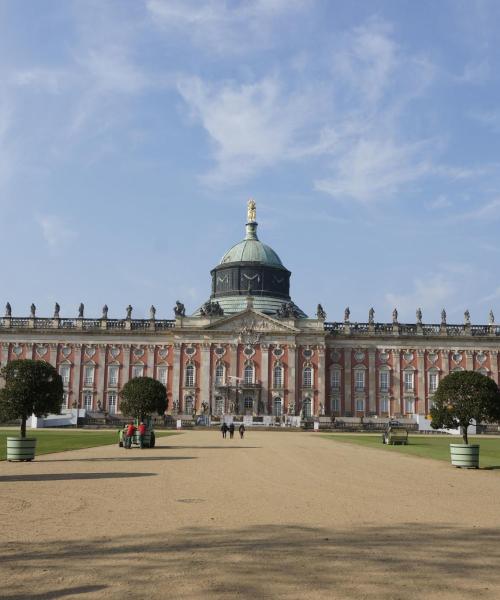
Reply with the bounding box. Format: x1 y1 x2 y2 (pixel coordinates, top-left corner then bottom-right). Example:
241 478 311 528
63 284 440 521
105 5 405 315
0 359 64 438
430 370 500 444
119 376 167 421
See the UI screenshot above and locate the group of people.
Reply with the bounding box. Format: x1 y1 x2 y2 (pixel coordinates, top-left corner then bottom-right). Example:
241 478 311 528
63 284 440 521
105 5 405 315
220 422 245 439
122 421 147 448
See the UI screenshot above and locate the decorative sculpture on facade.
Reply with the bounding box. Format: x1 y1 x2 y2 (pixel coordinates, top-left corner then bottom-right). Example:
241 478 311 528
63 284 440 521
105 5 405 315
174 301 186 317
464 309 471 325
277 301 300 319
416 307 422 324
126 305 133 319
78 303 84 318
489 309 495 325
368 307 375 324
150 305 156 320
247 197 256 222
344 307 350 322
30 303 36 318
54 303 60 318
392 307 398 324
316 304 326 320
288 400 295 415
199 300 224 317
5 302 11 317
201 401 209 415
441 308 447 325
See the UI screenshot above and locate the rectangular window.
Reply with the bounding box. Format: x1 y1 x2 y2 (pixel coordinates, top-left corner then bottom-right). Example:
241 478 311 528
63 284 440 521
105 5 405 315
356 398 364 412
405 397 414 414
108 392 117 415
132 365 144 378
379 371 389 392
355 370 365 391
274 368 283 388
303 368 312 388
331 397 339 412
244 397 253 410
84 366 94 386
331 371 340 390
157 366 167 385
59 365 70 386
62 392 69 409
380 397 389 413
404 371 414 392
83 392 92 411
108 365 119 386
429 372 438 393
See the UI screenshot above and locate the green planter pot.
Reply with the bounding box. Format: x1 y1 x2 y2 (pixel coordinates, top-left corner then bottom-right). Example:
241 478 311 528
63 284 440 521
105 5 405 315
7 437 37 462
450 444 479 469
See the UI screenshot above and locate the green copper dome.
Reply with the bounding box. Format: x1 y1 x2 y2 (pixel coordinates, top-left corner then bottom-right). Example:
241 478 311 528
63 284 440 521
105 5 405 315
219 225 284 267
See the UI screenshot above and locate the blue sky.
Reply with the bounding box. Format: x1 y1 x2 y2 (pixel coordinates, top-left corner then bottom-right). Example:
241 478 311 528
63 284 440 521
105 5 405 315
1 0 500 323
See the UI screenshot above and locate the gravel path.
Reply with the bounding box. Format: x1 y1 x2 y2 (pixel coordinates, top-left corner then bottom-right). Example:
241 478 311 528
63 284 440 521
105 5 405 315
1 430 500 599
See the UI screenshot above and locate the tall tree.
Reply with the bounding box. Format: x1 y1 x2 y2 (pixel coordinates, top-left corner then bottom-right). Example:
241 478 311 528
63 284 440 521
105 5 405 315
119 377 167 421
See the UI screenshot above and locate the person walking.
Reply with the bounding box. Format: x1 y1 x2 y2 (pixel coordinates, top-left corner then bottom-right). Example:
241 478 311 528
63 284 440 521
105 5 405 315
239 423 245 439
229 422 235 439
137 421 147 448
124 421 136 449
221 422 228 439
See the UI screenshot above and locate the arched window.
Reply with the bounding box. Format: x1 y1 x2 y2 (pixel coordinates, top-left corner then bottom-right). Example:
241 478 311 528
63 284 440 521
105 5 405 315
303 366 312 388
331 369 340 390
354 369 365 391
273 397 282 416
303 397 312 417
379 368 390 392
244 364 254 385
428 369 439 393
59 363 71 386
184 395 194 414
83 364 95 386
215 363 225 385
185 364 195 387
273 365 283 388
132 364 144 379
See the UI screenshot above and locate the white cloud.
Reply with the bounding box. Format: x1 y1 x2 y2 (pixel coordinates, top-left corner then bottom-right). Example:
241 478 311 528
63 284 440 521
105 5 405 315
385 275 455 317
453 198 500 221
426 194 452 210
38 215 77 250
455 60 490 84
469 108 500 132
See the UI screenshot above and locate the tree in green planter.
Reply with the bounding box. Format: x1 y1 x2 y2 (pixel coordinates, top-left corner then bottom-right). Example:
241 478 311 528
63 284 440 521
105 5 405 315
430 370 500 444
0 359 64 438
119 377 167 421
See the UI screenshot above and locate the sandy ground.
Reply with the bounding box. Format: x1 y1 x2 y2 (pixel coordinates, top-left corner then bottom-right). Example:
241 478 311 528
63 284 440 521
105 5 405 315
1 431 500 600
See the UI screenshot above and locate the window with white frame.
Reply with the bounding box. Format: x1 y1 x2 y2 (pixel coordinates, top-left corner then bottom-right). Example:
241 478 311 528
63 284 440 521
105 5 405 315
303 397 312 417
84 365 94 386
405 397 414 414
132 364 144 378
303 366 312 388
380 397 389 413
184 395 194 414
59 365 70 386
157 365 167 385
356 398 364 412
355 369 365 391
62 392 69 408
108 392 117 415
331 397 339 412
273 397 283 416
429 371 439 393
331 370 340 390
244 396 253 412
215 363 224 385
404 370 414 392
83 392 93 411
379 370 390 392
244 364 254 385
273 365 283 388
185 364 195 387
108 365 119 386
215 396 224 415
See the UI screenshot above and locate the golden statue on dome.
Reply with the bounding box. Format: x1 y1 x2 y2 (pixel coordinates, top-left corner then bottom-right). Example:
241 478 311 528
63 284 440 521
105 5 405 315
247 198 256 222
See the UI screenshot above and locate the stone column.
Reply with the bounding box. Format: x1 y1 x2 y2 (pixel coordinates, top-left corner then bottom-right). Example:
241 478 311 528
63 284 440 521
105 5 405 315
72 345 83 408
466 350 474 371
146 345 155 378
287 344 297 414
261 343 270 414
344 349 351 416
171 343 182 413
229 343 238 414
417 350 426 415
49 344 58 367
96 345 106 410
490 351 499 384
391 350 401 417
119 345 131 413
368 348 376 414
200 343 211 413
317 345 326 416
441 350 449 378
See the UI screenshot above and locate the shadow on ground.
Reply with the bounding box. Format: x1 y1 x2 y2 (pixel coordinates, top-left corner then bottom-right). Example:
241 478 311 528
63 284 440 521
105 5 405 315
2 523 500 599
0 472 156 482
161 445 261 450
36 456 195 463
2 585 107 599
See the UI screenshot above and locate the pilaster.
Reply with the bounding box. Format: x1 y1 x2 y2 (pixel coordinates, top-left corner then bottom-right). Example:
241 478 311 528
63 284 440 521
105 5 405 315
317 345 326 416
96 345 106 410
72 345 83 408
344 349 351 415
171 343 182 412
490 351 499 384
200 342 211 413
465 350 474 371
146 345 155 378
368 348 376 414
391 349 401 416
417 349 426 415
287 344 297 414
261 343 270 414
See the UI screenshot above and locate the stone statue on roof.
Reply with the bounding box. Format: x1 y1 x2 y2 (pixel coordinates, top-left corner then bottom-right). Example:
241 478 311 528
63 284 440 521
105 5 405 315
30 303 36 318
416 307 422 324
489 309 495 325
102 304 108 319
441 308 447 324
126 305 133 319
78 303 84 318
392 307 398 323
464 309 470 325
368 307 374 324
150 305 156 320
247 198 256 222
5 302 11 317
54 302 60 318
316 304 326 320
344 306 350 322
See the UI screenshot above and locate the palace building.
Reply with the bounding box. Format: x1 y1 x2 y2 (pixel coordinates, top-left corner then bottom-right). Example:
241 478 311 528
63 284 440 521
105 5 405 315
1 200 500 421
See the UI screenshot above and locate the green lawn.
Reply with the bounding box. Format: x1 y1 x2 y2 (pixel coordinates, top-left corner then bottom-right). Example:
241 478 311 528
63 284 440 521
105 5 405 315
322 433 500 469
0 429 178 461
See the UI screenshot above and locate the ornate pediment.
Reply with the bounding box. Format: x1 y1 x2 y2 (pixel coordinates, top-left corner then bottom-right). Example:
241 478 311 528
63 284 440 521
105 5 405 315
202 309 300 335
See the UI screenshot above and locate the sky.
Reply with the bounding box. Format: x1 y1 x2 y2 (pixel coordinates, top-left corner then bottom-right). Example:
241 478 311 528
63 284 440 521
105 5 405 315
1 0 500 324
